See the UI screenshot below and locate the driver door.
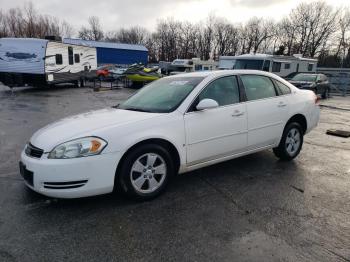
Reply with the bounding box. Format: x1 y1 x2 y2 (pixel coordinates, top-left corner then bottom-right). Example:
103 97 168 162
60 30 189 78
184 76 248 165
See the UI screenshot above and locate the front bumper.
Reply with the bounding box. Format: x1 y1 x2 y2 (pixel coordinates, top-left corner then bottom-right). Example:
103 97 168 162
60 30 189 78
20 150 122 198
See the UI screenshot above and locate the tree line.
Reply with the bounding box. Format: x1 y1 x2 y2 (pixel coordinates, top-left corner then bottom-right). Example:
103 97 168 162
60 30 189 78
1 1 350 67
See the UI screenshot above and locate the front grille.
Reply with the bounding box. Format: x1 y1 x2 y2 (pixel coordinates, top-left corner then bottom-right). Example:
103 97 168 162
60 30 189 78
25 143 44 158
43 180 88 189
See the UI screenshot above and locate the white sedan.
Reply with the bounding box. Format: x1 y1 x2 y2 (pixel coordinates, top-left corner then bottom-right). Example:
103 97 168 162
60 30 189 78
20 70 320 200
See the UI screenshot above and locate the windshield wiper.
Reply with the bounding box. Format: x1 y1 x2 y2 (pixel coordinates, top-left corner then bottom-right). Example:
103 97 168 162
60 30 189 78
123 107 152 112
112 103 120 108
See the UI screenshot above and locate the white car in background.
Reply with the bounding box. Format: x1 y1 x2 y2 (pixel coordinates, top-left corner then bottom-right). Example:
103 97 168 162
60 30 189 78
20 70 320 200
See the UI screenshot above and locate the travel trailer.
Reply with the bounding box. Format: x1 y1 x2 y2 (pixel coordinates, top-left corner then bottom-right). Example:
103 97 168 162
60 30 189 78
219 54 317 78
0 38 97 87
160 58 218 75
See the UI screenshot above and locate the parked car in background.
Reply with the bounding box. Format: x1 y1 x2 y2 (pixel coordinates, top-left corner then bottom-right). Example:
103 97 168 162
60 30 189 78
96 65 126 80
289 73 330 98
20 70 320 200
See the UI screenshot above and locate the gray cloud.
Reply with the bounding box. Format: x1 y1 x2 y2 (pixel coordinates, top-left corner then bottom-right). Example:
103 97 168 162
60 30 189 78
229 0 286 8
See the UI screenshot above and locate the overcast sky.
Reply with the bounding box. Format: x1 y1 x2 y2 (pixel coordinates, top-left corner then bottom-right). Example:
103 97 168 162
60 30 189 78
1 0 349 33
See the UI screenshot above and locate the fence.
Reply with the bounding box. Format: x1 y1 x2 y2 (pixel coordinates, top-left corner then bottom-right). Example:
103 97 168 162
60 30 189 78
317 67 350 96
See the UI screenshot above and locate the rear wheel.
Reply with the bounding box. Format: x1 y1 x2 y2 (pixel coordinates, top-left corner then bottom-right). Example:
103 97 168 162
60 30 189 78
117 144 174 200
273 122 304 161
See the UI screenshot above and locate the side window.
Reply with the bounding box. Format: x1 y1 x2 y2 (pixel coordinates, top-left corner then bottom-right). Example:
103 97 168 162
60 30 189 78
274 80 291 95
272 62 281 72
68 46 74 65
74 54 80 63
308 63 313 71
198 76 240 107
241 75 276 101
284 63 290 69
55 54 63 65
263 60 270 72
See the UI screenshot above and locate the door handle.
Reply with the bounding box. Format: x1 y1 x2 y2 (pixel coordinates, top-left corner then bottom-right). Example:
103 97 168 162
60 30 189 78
232 110 245 117
278 102 287 107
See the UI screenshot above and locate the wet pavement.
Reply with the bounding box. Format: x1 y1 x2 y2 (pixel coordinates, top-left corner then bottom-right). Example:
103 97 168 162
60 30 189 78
0 83 349 262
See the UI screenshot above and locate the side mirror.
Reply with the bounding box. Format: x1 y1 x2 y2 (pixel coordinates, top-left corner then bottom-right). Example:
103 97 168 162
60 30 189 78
316 80 322 84
196 99 219 111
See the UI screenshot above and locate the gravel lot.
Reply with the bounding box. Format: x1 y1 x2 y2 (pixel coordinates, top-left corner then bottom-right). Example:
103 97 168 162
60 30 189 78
0 83 349 262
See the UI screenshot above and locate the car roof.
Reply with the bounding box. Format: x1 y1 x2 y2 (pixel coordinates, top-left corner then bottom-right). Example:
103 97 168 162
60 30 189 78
170 70 282 78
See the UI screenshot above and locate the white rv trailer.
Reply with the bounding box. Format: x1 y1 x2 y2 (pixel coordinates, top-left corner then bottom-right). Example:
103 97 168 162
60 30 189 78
0 38 97 87
219 54 317 78
160 58 218 75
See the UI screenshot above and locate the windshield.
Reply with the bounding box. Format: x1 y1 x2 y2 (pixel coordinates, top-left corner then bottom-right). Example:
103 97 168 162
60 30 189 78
233 59 264 70
292 74 317 82
119 76 204 113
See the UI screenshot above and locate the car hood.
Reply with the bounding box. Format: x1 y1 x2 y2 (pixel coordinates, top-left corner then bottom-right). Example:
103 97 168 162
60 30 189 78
30 108 161 152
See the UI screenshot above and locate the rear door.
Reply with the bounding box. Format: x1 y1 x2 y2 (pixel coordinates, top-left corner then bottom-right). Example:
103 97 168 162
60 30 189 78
239 74 289 149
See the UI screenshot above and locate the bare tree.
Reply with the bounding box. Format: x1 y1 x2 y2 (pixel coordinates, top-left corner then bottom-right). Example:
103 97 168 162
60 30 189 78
1 2 73 39
0 10 8 37
289 2 338 57
79 16 103 41
335 9 350 59
106 26 149 45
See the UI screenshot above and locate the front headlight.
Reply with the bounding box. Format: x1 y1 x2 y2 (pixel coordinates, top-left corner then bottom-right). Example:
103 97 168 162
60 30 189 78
48 137 107 159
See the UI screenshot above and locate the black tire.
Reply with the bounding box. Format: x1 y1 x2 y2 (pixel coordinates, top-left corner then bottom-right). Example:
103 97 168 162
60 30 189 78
321 87 329 99
117 144 175 200
74 80 81 88
273 122 304 161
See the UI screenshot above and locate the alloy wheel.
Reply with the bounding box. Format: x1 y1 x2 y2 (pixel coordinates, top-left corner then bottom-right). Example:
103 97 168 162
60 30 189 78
285 128 301 156
130 153 167 194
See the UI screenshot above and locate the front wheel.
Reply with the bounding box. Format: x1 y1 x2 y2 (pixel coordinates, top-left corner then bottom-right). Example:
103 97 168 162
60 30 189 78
273 122 304 161
117 144 175 200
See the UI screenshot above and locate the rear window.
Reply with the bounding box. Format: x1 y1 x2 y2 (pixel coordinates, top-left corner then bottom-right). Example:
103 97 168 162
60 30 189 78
274 80 291 95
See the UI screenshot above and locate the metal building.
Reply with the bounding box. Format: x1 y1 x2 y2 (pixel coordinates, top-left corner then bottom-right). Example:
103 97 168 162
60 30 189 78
63 38 148 66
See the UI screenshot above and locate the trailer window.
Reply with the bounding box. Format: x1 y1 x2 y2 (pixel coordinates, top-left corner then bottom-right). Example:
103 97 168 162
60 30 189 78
68 47 74 65
308 63 313 71
284 63 290 69
55 54 63 65
272 62 281 72
263 60 270 71
74 54 80 63
234 59 263 70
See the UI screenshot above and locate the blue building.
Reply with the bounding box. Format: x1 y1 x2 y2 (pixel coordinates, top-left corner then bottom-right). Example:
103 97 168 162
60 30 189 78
63 38 148 66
